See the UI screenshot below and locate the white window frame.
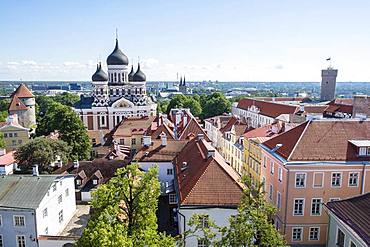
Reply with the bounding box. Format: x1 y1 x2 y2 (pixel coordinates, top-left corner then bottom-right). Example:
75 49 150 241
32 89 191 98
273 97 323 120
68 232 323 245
348 172 359 187
310 198 322 216
13 215 26 227
93 179 98 185
76 179 81 185
58 194 63 204
16 235 26 247
278 167 283 182
309 226 320 241
100 115 107 127
0 215 2 226
277 192 281 210
52 183 57 191
292 227 303 242
269 184 273 200
43 208 48 218
270 161 274 174
336 226 346 247
295 173 306 188
169 194 177 204
312 172 324 188
293 198 305 216
331 172 342 188
65 188 69 197
263 157 267 168
262 177 266 192
58 210 63 223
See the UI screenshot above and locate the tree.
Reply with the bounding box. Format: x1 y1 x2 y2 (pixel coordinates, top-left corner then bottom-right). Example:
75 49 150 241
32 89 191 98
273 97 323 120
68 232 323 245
77 164 175 247
166 95 202 117
201 92 231 119
37 102 91 161
182 177 286 246
14 137 70 173
53 92 80 106
0 98 10 122
166 95 188 114
0 133 5 149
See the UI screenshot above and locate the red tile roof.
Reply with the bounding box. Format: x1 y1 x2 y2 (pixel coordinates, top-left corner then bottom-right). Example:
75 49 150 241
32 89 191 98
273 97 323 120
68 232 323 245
12 84 34 98
179 117 210 141
112 116 155 137
175 138 244 206
303 105 328 114
220 115 239 134
150 123 175 140
326 193 370 245
134 140 188 162
263 120 370 161
8 95 28 111
0 151 16 166
325 100 353 115
236 98 298 118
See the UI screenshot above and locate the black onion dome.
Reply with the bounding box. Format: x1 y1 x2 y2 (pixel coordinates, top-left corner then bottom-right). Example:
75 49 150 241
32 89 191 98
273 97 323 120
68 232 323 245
92 63 108 82
128 65 135 81
106 39 129 65
133 63 146 82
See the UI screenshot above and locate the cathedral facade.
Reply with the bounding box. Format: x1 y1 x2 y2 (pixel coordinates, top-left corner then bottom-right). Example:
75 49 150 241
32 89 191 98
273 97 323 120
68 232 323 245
74 38 157 131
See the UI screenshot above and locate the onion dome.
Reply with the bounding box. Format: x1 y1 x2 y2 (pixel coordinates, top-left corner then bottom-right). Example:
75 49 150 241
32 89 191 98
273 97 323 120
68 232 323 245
92 63 108 82
132 63 146 82
128 65 135 81
106 39 129 65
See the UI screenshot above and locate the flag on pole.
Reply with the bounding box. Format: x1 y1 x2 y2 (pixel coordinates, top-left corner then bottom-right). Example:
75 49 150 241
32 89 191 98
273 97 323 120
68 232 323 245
326 57 331 61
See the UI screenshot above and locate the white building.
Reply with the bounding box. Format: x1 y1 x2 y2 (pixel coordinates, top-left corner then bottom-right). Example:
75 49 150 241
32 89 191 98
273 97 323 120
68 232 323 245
174 136 244 246
0 171 76 247
0 150 16 175
74 38 157 131
204 114 233 149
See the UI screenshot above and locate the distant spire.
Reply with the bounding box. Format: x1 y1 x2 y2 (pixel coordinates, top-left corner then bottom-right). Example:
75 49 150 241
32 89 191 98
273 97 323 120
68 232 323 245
180 76 183 85
115 28 118 40
183 75 186 86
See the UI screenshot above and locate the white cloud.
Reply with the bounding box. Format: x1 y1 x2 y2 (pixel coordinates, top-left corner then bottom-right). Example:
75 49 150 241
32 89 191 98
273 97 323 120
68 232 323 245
141 58 159 69
22 60 37 65
7 61 19 65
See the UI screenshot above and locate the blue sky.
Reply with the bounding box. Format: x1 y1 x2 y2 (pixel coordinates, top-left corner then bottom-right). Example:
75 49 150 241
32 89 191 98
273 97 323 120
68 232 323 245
1 0 370 81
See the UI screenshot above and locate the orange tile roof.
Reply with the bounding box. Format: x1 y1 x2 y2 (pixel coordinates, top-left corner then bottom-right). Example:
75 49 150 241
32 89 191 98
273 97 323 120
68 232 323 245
236 98 298 118
175 138 244 206
0 151 16 166
112 116 155 137
179 117 210 141
8 95 28 111
150 123 175 140
263 120 370 161
134 140 188 162
12 84 34 98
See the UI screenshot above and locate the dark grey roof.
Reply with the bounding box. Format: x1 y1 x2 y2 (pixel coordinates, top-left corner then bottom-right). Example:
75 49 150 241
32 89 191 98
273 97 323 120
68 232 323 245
92 63 108 82
106 39 129 65
128 65 135 81
74 96 94 109
0 175 63 209
133 63 146 82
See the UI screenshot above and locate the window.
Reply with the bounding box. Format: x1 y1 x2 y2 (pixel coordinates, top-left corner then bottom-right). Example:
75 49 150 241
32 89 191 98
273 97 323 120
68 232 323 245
278 167 283 182
293 199 304 216
169 194 177 204
100 115 106 127
16 235 26 247
332 173 341 187
45 227 48 234
313 172 324 188
9 133 13 137
58 195 63 204
14 133 18 137
14 216 25 227
131 138 136 145
167 168 173 175
311 198 322 216
336 228 345 247
263 157 266 168
52 183 57 191
43 208 48 218
200 215 209 228
349 172 359 187
76 179 81 185
309 227 320 240
270 161 274 174
262 177 266 192
58 210 63 223
3 133 7 138
12 140 16 146
295 173 306 188
65 188 69 197
350 241 357 247
292 227 303 241
93 179 98 185
277 192 281 210
198 239 208 247
0 235 2 247
0 215 2 226
119 139 125 145
18 140 22 144
269 184 273 200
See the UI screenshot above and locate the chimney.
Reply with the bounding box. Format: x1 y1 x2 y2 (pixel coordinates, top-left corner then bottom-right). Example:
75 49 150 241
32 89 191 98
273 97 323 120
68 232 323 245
32 165 39 176
143 136 152 147
161 134 167 146
197 134 204 141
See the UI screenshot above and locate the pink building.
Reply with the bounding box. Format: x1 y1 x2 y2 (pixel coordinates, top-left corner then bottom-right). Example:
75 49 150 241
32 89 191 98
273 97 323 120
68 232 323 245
260 119 370 246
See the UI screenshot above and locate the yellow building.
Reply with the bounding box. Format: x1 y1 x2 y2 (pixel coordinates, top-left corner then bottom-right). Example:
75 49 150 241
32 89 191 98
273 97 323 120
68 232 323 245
0 115 30 151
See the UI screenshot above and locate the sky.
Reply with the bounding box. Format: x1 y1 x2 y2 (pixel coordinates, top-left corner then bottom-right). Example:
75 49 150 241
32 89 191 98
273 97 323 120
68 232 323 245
1 0 370 82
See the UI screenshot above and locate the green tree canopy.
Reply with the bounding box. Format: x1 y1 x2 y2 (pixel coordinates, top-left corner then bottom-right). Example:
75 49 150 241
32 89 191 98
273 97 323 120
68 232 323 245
37 102 91 161
14 137 70 173
53 92 80 106
182 176 286 246
0 133 5 149
77 164 175 247
201 92 231 119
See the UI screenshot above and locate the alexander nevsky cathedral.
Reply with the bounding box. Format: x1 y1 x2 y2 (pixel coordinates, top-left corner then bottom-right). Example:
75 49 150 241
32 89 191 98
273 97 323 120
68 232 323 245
74 38 157 131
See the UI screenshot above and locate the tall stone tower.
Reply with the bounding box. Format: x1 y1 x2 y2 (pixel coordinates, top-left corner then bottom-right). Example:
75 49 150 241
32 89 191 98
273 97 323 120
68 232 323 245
320 67 338 101
8 83 36 129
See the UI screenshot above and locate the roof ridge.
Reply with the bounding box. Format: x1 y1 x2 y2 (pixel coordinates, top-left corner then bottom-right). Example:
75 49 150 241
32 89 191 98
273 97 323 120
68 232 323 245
287 120 311 161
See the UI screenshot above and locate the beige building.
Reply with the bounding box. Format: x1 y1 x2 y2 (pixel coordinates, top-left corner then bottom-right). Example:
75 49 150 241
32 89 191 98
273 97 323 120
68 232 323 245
0 115 30 151
260 120 370 246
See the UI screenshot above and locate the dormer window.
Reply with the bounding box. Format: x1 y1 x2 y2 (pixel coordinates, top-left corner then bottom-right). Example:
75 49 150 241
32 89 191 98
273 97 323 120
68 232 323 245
93 179 98 185
76 179 81 185
349 140 370 156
